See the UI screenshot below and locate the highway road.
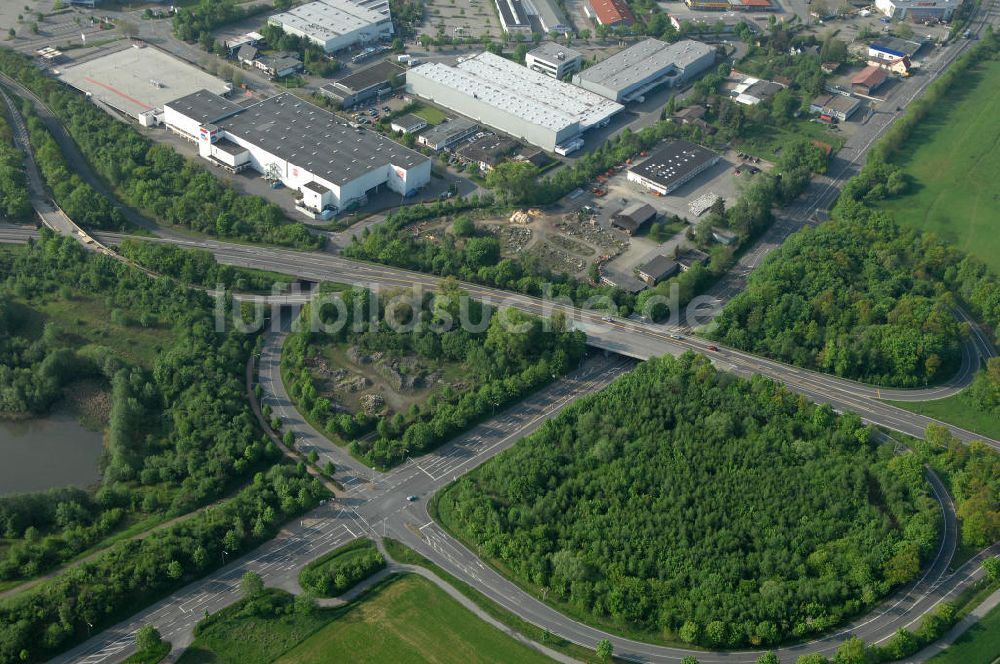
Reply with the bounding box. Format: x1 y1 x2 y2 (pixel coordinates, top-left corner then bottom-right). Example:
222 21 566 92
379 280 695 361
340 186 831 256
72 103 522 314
1 5 998 659
87 230 999 449
0 218 995 449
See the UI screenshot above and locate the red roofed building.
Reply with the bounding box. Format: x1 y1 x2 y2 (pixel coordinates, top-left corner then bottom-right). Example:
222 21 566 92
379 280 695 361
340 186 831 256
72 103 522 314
589 0 635 26
851 65 889 94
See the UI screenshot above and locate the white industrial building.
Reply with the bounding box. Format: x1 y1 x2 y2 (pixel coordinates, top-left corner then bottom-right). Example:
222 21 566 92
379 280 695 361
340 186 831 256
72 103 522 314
572 39 716 103
267 0 393 54
874 0 956 20
407 52 623 153
164 90 429 218
525 42 583 79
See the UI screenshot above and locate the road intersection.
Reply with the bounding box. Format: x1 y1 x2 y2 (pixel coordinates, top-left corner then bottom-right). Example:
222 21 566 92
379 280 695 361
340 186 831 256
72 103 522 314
0 5 998 658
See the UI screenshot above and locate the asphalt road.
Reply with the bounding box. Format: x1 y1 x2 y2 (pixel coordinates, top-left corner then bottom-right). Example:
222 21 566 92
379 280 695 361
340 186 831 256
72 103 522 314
52 331 999 664
86 230 999 449
50 354 633 664
1 218 995 448
1 5 998 659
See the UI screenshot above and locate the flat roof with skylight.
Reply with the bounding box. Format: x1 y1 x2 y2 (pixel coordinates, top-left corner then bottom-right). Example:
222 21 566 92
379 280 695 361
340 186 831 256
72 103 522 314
407 52 622 150
572 39 715 102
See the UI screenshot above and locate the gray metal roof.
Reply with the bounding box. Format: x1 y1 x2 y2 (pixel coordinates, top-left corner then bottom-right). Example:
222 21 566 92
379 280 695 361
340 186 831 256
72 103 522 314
639 254 678 280
391 113 427 130
811 93 860 114
575 39 714 93
525 0 571 32
418 118 478 145
527 41 582 64
268 0 387 41
221 93 428 185
257 54 303 72
213 138 249 157
618 202 657 224
332 60 404 93
303 180 332 194
164 89 243 125
495 0 530 28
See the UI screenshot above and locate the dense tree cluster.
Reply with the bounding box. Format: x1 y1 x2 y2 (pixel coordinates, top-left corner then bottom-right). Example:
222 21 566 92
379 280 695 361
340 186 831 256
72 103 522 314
709 215 965 387
916 425 1000 548
0 109 30 220
171 0 269 44
0 50 321 249
298 539 385 597
258 24 340 77
118 239 293 293
0 306 93 416
967 358 1000 418
283 279 587 467
20 102 123 229
438 354 938 647
0 232 285 582
0 464 326 664
710 34 1000 388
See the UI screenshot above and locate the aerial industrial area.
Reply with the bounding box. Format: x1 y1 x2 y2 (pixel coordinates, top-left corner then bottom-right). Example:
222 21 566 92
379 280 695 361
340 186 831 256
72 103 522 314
0 0 997 661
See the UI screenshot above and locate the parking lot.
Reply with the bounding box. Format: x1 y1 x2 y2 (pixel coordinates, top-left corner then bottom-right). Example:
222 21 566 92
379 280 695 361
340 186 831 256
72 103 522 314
2 0 119 56
421 0 498 39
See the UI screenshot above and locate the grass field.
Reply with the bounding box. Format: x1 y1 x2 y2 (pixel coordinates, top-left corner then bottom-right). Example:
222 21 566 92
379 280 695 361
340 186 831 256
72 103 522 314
9 294 175 369
928 600 1000 664
411 103 448 125
876 59 1000 274
888 393 1000 443
177 589 330 664
737 119 845 163
275 575 554 664
382 539 607 664
178 576 555 664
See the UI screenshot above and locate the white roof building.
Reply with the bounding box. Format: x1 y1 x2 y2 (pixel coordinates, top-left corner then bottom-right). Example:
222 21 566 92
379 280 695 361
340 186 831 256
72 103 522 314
874 0 957 20
267 0 393 54
406 52 622 152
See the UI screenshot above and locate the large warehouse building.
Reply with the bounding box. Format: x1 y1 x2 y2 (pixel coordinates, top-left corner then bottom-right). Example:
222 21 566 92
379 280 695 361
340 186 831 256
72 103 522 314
267 0 393 54
406 52 623 153
58 45 231 125
627 140 720 195
572 39 716 103
874 0 956 21
163 90 429 217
